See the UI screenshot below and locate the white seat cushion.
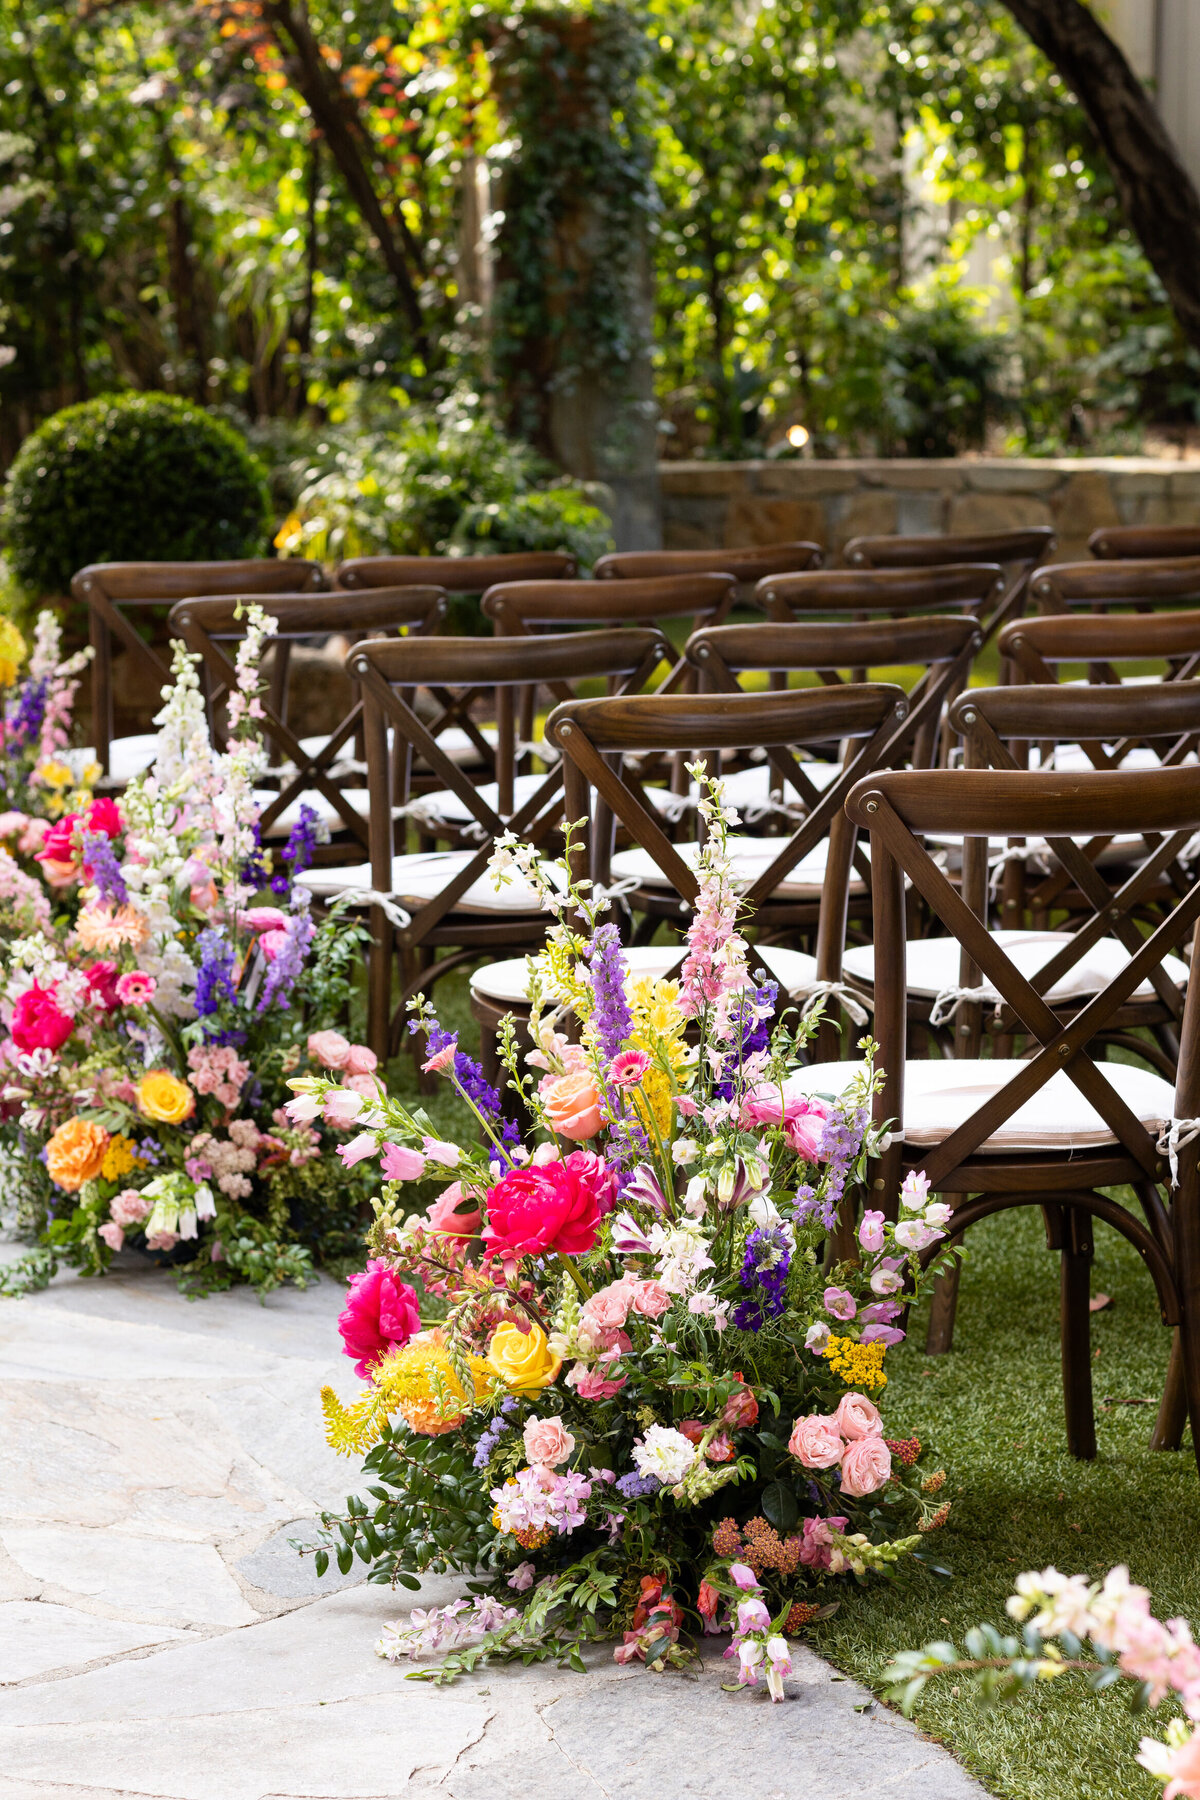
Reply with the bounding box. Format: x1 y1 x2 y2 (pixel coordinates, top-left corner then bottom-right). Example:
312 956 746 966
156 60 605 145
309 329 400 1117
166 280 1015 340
842 929 1188 1007
610 834 866 899
297 850 551 915
470 941 819 1006
926 829 1146 872
786 1057 1176 1153
253 786 370 838
84 734 159 784
1030 743 1189 774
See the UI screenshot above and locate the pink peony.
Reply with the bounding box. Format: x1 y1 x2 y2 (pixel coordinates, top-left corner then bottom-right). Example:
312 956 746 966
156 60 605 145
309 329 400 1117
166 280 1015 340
10 983 74 1052
425 1182 481 1236
381 1142 427 1182
337 1259 422 1378
788 1413 844 1469
115 970 157 1006
858 1208 886 1254
483 1151 613 1261
344 1043 378 1077
834 1391 884 1442
523 1416 576 1467
308 1029 351 1069
798 1514 849 1570
839 1435 893 1498
630 1279 673 1319
98 1221 124 1252
610 1049 651 1087
110 1188 153 1228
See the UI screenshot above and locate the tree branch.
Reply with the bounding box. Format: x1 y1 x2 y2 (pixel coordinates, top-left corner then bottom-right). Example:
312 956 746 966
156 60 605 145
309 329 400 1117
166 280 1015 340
998 0 1200 352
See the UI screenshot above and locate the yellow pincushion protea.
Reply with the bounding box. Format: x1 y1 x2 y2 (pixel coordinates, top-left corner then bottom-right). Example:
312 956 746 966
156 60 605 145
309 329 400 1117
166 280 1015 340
824 1334 888 1391
321 1329 494 1456
0 618 26 689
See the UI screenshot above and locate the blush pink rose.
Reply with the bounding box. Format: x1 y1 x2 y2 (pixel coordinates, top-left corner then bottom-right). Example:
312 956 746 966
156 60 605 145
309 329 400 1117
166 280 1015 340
338 1259 421 1378
523 1416 576 1467
10 983 74 1052
345 1073 384 1098
541 1066 603 1140
344 1043 378 1077
839 1435 893 1498
788 1413 844 1469
834 1392 884 1442
580 1277 637 1347
426 1181 481 1236
630 1279 673 1319
798 1514 849 1570
483 1151 613 1261
308 1029 351 1069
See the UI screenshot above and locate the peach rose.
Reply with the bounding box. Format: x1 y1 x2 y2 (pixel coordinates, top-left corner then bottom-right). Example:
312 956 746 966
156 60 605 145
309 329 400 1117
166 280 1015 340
788 1413 843 1470
46 1117 110 1192
541 1067 603 1140
834 1392 884 1443
523 1415 576 1467
839 1435 893 1497
137 1070 195 1125
307 1030 351 1069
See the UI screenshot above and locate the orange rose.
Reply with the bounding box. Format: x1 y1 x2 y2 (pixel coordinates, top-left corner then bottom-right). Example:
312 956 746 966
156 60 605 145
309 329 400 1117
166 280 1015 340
137 1070 195 1124
46 1117 110 1192
541 1067 603 1140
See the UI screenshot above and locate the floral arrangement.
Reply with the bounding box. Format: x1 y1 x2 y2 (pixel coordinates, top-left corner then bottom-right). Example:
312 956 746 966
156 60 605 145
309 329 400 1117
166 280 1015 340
0 608 100 839
302 775 955 1691
0 607 371 1296
884 1564 1200 1799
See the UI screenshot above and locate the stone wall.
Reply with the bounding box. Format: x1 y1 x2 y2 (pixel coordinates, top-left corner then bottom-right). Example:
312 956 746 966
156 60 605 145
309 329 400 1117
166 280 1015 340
657 458 1200 564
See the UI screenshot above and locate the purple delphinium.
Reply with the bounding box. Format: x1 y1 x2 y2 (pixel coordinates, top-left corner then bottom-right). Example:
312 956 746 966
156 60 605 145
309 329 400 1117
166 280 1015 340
413 1020 503 1121
240 819 269 891
714 978 777 1101
80 831 128 905
793 1102 870 1233
587 924 633 1060
195 928 237 1021
615 1470 661 1500
472 1397 518 1470
731 1224 792 1332
257 905 317 1012
272 803 322 896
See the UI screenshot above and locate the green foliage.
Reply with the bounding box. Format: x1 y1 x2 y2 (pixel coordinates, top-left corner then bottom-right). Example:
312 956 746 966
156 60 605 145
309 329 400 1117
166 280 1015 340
1 393 271 598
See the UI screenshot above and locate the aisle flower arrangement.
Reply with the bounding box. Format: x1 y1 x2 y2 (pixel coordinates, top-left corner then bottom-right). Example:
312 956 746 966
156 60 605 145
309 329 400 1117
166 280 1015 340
306 776 954 1689
0 607 370 1296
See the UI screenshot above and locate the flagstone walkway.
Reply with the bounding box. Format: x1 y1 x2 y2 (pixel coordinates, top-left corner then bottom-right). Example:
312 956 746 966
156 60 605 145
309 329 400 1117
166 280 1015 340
0 1247 992 1800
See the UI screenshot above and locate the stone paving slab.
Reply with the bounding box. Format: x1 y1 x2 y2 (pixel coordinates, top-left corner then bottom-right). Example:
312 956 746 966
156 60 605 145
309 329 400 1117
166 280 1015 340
0 1253 995 1800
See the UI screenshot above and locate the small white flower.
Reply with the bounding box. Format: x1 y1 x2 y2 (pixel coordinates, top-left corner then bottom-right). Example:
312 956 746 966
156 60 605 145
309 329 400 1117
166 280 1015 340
672 1137 699 1166
805 1321 830 1354
633 1424 697 1487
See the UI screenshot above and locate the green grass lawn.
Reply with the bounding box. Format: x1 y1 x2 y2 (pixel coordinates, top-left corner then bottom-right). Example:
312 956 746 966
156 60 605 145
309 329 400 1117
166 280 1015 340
381 967 1197 1800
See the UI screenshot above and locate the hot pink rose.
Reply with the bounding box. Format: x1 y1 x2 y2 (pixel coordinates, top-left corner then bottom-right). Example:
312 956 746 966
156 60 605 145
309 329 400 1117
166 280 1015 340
483 1151 613 1260
337 1259 421 1378
426 1181 481 1236
10 983 74 1053
566 1350 627 1398
798 1514 849 1570
630 1279 673 1319
36 814 79 868
241 906 289 933
344 1043 378 1077
98 1221 124 1252
788 1413 843 1469
722 1377 759 1429
834 1391 883 1442
523 1416 576 1466
115 970 157 1006
739 1082 829 1159
84 798 122 839
541 1066 603 1140
111 1188 153 1227
839 1435 893 1497
783 1096 829 1160
308 1029 352 1069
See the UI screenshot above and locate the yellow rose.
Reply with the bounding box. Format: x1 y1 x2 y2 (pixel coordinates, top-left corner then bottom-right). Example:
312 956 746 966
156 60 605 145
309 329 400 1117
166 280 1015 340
137 1070 195 1125
485 1320 562 1394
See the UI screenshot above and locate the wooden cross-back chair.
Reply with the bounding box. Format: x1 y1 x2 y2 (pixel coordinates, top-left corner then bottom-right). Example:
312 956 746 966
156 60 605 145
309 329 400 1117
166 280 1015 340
593 540 823 587
1029 556 1200 617
817 764 1200 1469
844 527 1055 653
1000 608 1200 704
168 589 447 861
327 629 670 1060
545 684 910 1052
335 552 578 591
72 559 325 783
1091 525 1200 560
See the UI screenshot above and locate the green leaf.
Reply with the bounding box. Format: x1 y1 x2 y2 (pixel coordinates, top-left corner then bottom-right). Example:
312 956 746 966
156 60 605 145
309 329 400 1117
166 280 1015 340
760 1478 799 1533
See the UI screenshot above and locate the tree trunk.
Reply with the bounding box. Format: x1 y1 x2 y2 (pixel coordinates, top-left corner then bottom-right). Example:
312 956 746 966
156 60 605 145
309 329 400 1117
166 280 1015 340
999 0 1200 352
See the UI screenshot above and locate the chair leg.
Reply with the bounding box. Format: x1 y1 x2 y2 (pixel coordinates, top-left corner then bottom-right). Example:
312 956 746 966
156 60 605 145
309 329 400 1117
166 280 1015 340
1151 1328 1188 1451
1058 1206 1097 1461
366 905 392 1062
925 1223 964 1355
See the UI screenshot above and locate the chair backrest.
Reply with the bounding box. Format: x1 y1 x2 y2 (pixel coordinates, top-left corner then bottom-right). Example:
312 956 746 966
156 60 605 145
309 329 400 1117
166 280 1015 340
593 541 823 583
755 563 1004 623
1090 525 1200 560
999 608 1200 688
169 589 448 850
845 763 1200 1201
335 552 577 592
348 628 670 938
73 558 326 772
844 528 1055 650
1029 557 1200 614
686 614 981 770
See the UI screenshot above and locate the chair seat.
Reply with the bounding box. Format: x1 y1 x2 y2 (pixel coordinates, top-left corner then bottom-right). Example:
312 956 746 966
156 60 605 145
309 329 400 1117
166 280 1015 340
842 929 1189 1008
410 768 700 834
785 1056 1176 1153
1030 743 1192 774
610 834 866 900
469 941 819 1007
297 850 552 915
253 786 370 838
926 828 1147 872
85 734 159 785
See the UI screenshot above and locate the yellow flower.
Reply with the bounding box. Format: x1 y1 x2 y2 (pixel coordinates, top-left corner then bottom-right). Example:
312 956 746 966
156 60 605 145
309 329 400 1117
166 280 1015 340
137 1070 195 1125
100 1134 140 1182
321 1328 492 1453
486 1320 562 1394
37 759 74 791
273 512 304 553
824 1334 888 1391
0 618 26 688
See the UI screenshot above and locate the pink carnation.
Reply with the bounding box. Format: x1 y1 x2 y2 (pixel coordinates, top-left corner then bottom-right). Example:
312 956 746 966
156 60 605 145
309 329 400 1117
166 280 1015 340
566 1350 627 1399
110 1188 153 1228
337 1259 421 1378
98 1221 124 1252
